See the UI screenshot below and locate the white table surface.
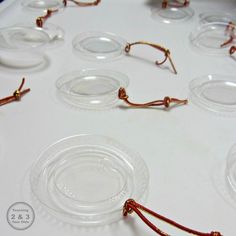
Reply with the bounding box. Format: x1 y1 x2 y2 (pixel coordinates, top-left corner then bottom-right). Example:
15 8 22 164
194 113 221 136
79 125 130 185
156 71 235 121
1 0 236 235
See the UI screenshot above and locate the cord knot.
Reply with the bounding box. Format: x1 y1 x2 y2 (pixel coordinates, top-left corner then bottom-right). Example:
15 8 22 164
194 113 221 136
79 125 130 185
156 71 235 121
13 90 21 100
118 87 129 100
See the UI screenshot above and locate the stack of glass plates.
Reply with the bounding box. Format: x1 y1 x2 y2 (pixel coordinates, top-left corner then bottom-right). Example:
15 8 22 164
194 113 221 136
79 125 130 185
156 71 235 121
0 24 63 68
30 135 149 225
56 69 129 110
189 22 235 55
189 74 236 116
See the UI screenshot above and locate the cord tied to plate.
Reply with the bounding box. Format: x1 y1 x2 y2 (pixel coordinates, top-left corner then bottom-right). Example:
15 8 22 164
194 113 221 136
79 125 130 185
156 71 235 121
125 41 177 74
0 78 30 106
118 88 187 109
123 199 223 236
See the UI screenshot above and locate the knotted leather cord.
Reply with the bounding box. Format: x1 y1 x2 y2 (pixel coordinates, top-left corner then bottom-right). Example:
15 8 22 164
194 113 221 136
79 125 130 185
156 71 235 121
162 0 190 9
123 199 222 236
63 0 101 7
36 0 101 27
230 45 236 55
220 21 235 48
36 9 58 27
0 78 30 106
125 41 177 74
118 88 187 109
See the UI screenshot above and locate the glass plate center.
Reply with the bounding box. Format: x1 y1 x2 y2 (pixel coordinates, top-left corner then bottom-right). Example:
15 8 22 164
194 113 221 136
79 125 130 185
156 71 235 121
201 81 236 105
55 159 126 203
80 36 122 54
69 75 120 96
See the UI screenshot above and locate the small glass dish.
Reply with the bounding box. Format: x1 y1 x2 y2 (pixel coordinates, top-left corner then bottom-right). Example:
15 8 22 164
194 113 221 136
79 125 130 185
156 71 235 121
151 2 194 24
21 0 65 12
189 74 236 116
199 11 236 25
0 26 50 68
56 69 129 110
189 22 235 55
0 25 51 50
30 135 149 226
72 31 128 61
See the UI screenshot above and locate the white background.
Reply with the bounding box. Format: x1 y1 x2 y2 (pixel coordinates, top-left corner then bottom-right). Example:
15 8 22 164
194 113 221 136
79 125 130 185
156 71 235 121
1 0 236 235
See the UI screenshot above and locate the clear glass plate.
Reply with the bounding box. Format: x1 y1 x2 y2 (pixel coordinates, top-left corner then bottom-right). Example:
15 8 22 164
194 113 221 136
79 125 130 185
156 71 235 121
189 74 236 116
72 32 127 61
0 26 50 50
21 0 64 12
30 135 149 226
56 69 129 110
0 25 51 68
151 5 194 24
199 11 236 25
189 22 235 55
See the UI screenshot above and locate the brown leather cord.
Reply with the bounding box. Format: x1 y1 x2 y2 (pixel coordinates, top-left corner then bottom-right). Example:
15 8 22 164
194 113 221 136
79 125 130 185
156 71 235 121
230 46 236 55
162 0 190 9
63 0 101 7
123 199 222 236
125 41 177 74
118 88 187 109
0 78 30 106
220 21 235 48
36 9 58 27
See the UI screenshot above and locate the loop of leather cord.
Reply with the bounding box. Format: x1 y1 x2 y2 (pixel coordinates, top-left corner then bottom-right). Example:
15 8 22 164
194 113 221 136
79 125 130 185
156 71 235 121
123 199 222 236
0 78 30 107
63 0 101 7
118 88 187 109
125 41 177 74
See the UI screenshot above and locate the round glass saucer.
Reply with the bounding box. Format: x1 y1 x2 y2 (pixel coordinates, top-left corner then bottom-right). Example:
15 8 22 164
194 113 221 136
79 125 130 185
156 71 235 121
56 69 129 110
72 32 127 61
30 135 149 226
189 74 236 116
151 5 194 24
189 22 235 55
21 0 64 12
0 25 50 50
199 11 236 25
